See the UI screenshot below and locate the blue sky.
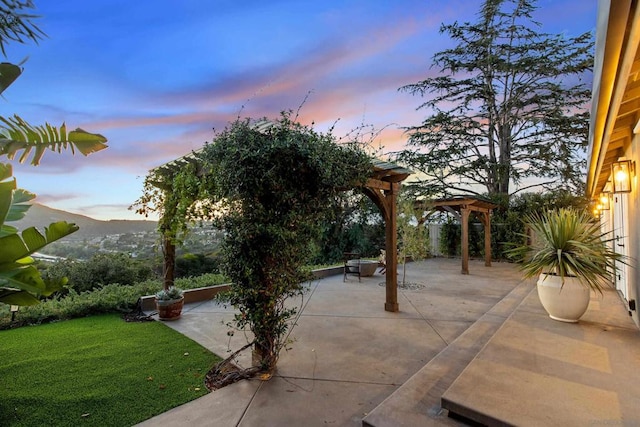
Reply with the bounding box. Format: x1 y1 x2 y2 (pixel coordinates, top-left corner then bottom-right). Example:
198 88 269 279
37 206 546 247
2 0 596 220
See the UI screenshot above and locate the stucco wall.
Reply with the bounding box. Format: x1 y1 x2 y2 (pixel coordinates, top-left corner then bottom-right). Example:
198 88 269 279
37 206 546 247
629 130 640 327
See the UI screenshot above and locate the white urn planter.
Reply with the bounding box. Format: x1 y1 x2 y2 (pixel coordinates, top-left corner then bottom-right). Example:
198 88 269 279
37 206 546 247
536 274 591 323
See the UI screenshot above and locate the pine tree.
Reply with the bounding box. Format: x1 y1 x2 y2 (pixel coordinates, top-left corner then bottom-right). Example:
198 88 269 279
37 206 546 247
398 0 593 198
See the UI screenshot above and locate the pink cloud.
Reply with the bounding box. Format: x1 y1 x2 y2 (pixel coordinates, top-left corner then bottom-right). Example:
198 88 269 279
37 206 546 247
33 193 82 204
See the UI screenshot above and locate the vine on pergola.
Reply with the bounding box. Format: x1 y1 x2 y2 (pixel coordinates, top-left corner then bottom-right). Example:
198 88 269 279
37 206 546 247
135 112 373 376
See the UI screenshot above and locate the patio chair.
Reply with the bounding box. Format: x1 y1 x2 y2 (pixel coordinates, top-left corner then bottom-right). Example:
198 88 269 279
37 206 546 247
343 252 361 282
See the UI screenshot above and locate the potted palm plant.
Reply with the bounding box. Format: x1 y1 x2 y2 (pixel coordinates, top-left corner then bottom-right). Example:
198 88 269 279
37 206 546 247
508 208 622 323
155 287 184 320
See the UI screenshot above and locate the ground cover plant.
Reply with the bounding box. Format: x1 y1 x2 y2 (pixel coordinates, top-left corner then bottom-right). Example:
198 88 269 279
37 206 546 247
0 314 220 426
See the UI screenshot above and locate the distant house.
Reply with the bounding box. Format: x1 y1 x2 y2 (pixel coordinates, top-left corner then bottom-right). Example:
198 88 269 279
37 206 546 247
588 0 640 328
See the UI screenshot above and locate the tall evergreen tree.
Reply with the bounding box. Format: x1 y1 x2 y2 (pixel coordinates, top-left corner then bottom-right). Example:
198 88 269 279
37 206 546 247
398 0 593 198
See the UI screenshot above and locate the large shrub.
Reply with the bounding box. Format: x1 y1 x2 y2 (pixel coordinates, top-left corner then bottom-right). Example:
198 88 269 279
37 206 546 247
175 252 220 277
489 190 588 259
195 114 372 375
440 217 460 257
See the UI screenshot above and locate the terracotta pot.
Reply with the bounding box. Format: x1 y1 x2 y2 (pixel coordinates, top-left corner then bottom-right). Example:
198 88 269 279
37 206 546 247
536 274 590 323
156 297 184 321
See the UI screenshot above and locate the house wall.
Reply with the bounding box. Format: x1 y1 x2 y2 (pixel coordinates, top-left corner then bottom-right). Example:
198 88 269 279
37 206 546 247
604 130 640 328
589 0 640 329
629 130 640 327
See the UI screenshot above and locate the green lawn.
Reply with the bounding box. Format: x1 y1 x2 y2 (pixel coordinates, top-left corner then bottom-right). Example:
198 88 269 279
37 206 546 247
0 314 221 426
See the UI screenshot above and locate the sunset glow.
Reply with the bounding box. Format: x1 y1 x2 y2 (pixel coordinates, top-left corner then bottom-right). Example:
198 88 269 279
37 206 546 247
2 0 596 220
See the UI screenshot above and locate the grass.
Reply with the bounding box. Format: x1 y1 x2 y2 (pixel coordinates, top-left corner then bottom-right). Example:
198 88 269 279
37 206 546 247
0 314 221 426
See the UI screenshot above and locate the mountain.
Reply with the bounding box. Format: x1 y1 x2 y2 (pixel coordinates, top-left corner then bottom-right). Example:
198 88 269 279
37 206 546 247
11 203 158 240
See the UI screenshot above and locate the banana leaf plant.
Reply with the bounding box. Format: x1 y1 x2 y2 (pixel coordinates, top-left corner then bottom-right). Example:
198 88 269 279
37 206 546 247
0 163 77 304
0 120 107 305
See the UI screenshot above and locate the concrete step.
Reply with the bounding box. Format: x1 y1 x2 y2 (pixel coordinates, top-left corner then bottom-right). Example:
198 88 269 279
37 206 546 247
362 278 534 427
439 286 640 426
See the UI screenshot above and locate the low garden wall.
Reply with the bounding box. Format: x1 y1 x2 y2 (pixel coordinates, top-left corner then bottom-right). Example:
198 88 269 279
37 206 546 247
140 266 345 311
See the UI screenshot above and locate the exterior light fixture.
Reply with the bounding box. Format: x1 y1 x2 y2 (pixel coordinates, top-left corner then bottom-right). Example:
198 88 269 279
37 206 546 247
599 194 610 210
612 159 635 193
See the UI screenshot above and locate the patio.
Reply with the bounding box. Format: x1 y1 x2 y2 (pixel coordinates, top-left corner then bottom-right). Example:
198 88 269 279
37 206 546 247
137 258 640 426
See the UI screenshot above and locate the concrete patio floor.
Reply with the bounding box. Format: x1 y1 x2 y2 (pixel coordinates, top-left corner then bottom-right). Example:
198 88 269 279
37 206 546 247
136 258 640 426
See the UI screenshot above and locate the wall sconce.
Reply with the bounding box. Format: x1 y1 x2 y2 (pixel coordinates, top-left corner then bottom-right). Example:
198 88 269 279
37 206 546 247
612 160 635 193
598 194 610 210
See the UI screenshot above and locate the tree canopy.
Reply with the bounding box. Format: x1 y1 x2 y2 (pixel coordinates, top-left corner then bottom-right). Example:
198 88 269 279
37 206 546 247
398 0 593 199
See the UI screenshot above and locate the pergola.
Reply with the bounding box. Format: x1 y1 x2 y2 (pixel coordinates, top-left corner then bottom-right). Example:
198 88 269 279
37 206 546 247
150 150 411 313
420 196 497 275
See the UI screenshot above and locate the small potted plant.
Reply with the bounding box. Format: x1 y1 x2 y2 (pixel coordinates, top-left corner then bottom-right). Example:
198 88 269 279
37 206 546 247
155 286 184 320
508 208 622 323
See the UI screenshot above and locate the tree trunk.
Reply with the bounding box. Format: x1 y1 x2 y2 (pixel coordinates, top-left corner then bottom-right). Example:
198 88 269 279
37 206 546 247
252 336 277 376
162 236 175 290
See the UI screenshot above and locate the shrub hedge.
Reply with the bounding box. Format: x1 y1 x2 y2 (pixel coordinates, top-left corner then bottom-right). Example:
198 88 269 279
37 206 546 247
0 273 228 330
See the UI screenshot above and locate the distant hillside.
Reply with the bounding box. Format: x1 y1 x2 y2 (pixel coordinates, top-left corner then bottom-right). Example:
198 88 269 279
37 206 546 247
11 204 158 240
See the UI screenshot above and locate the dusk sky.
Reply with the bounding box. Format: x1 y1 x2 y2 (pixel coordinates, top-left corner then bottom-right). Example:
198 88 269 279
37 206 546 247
3 0 596 221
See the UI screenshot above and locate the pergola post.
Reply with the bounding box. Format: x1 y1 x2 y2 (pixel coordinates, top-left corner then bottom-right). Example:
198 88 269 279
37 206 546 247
384 184 399 312
461 207 470 275
482 211 492 267
364 165 411 313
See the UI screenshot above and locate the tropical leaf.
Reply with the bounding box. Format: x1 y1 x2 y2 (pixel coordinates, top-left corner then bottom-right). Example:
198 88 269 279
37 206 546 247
5 188 34 221
0 163 34 238
0 115 108 165
0 289 40 306
0 221 79 264
0 264 66 306
0 62 22 95
0 163 16 227
0 164 86 306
